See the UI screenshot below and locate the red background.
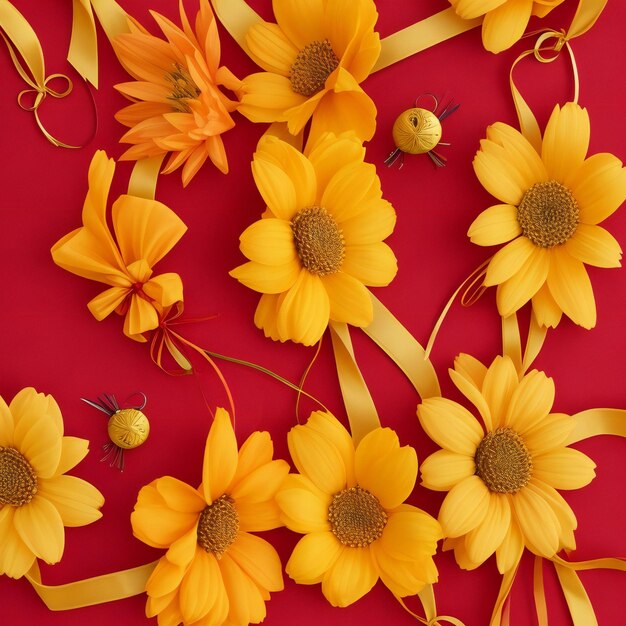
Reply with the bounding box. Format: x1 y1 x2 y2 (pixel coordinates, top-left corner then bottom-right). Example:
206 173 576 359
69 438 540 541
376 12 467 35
0 1 624 624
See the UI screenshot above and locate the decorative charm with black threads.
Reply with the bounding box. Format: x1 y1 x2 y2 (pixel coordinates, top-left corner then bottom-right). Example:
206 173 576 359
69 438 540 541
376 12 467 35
385 94 460 168
81 392 150 471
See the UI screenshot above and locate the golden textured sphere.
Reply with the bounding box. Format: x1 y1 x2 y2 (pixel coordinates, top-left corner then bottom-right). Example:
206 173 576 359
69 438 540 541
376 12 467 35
392 107 442 154
107 409 150 450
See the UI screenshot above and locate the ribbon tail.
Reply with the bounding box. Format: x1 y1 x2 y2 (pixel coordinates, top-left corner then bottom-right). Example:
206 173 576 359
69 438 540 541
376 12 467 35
363 293 440 399
510 49 542 152
209 0 262 58
568 0 608 38
128 154 166 200
501 313 523 374
533 557 548 626
521 310 547 373
566 408 626 444
68 0 99 87
329 321 380 444
25 560 157 610
489 565 518 626
554 560 598 626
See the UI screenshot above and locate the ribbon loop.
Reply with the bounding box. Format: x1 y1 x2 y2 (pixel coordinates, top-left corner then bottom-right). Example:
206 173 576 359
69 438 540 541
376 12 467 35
533 28 568 60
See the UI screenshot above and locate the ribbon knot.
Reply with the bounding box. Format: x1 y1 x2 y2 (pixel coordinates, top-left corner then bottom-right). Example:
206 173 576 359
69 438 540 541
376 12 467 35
533 28 569 63
17 73 73 111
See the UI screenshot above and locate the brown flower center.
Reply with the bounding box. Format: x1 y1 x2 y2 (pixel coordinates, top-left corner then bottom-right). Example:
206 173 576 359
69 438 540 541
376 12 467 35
0 447 38 506
166 63 200 112
290 39 339 97
291 206 344 275
475 428 532 494
197 495 239 558
328 486 387 547
517 181 579 248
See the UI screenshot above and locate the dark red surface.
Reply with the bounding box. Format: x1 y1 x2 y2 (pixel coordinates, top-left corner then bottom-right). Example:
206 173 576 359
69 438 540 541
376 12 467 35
0 1 624 625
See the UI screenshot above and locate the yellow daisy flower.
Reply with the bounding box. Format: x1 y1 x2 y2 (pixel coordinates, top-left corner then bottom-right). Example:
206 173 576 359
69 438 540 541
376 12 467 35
113 0 241 185
51 150 187 342
131 408 289 625
417 354 596 573
277 411 442 607
237 0 380 140
0 388 104 579
468 102 626 329
449 0 566 53
230 132 397 345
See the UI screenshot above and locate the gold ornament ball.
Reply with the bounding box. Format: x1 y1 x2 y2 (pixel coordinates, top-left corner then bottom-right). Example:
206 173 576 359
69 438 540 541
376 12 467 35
107 409 150 450
392 108 442 154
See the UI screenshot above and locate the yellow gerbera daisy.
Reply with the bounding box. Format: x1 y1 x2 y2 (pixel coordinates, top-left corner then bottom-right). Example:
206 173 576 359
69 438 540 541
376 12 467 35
113 0 241 185
0 388 104 579
237 0 380 141
449 0 566 53
417 354 596 573
51 150 187 342
230 132 397 345
131 408 289 625
277 411 442 607
468 102 626 329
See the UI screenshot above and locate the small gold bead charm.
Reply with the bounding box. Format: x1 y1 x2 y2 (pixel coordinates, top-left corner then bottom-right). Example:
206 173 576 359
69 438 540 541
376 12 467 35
392 108 442 154
107 408 150 450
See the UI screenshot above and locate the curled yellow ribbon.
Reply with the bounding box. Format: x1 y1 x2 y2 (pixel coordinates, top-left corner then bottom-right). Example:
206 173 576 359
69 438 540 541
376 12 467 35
510 0 608 147
501 310 547 376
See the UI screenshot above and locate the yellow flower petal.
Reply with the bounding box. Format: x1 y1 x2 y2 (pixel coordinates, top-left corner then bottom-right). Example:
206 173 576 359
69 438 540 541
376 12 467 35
341 199 396 245
484 236 535 286
112 194 187 267
288 422 347 494
238 72 306 123
166 525 199 568
527 479 577 550
465 493 510 565
418 397 484 455
323 272 373 327
142 273 184 307
203 408 238 504
276 271 330 345
570 153 626 225
308 74 377 142
565 224 622 268
285 89 327 135
439 475 490 537
230 459 289 504
230 260 301 295
341 242 397 287
355 428 417 509
301 412 355 486
449 368 492 430
246 21 298 75
9 387 63 434
0 395 14 447
273 0 325 49
321 544 378 607
451 0 507 20
546 249 596 328
251 155 299 221
523 412 575 455
532 283 563 328
240 218 296 267
480 355 519 429
236 500 283 532
496 247 549 317
532 448 596 489
0 507 35 579
511 486 560 556
321 162 377 223
323 0 378 62
229 532 284 592
14 412 62 480
156 476 206 513
378 508 442 564
468 204 522 246
505 369 554 432
481 0 533 53
230 431 274 489
495 519 524 573
37 475 103 527
87 287 129 321
254 293 282 341
145 556 185 599
256 135 317 210
420 449 475 491
220 553 267 625
14 495 65 564
123 293 160 338
542 103 590 183
286 531 343 584
307 133 365 193
473 143 526 206
179 548 220 623
454 353 488 388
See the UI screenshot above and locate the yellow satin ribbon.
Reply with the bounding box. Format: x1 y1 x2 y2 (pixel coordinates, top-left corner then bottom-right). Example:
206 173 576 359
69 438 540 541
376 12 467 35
128 154 166 201
510 0 608 148
394 584 466 625
501 311 547 376
68 0 129 88
566 408 626 444
489 563 518 626
25 560 157 610
0 0 78 147
209 0 481 73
